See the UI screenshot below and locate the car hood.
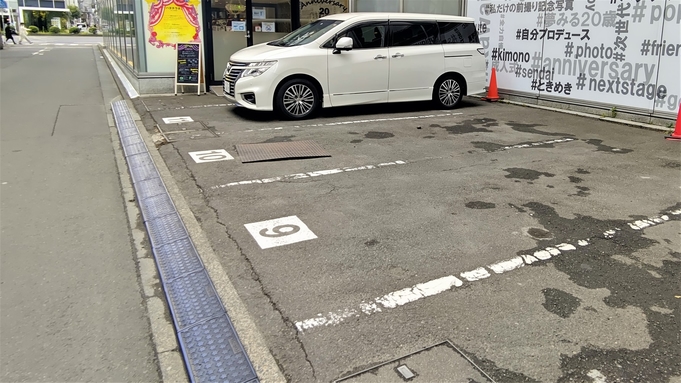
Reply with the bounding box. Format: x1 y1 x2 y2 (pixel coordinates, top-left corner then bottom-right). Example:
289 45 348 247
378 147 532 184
230 43 302 62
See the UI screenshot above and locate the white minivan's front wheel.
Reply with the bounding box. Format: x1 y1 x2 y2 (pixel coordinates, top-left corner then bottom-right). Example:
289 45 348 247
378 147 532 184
434 76 463 109
275 79 320 120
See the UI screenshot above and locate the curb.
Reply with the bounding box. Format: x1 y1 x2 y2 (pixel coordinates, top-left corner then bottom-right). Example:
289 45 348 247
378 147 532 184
101 46 286 383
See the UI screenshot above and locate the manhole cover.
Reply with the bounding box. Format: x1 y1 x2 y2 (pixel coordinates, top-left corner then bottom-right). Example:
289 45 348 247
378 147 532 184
335 341 495 382
236 140 331 163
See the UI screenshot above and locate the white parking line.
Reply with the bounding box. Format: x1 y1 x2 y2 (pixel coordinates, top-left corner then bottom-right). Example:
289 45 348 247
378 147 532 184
294 209 680 332
241 113 463 133
501 137 575 150
210 160 407 189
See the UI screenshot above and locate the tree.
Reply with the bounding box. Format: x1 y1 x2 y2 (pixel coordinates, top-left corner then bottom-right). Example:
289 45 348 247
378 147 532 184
68 5 81 22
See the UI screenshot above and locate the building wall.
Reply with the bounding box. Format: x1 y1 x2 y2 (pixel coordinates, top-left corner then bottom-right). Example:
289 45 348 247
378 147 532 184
467 0 680 120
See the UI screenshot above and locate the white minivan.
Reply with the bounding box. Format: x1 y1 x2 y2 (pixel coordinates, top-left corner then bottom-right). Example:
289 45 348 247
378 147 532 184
223 12 486 119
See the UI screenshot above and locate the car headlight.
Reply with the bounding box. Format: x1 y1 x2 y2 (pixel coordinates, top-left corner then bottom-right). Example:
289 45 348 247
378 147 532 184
240 61 277 78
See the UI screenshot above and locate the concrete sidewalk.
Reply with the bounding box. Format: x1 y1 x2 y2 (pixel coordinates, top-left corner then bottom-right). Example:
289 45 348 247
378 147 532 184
0 45 173 381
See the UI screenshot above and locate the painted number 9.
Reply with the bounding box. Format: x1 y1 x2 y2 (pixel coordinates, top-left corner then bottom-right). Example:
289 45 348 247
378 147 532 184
259 224 301 238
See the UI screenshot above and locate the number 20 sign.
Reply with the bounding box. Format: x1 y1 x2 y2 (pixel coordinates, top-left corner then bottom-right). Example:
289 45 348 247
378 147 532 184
244 215 317 249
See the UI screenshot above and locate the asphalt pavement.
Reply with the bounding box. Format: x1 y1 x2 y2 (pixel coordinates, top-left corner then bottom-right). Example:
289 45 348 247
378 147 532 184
131 89 681 383
0 41 164 381
3 39 678 383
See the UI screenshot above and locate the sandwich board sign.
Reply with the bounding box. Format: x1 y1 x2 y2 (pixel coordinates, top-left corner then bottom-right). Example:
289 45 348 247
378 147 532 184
175 42 202 95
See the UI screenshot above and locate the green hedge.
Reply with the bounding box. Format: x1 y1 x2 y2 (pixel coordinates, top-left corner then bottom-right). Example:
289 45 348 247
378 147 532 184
49 26 61 34
29 25 39 33
69 26 81 34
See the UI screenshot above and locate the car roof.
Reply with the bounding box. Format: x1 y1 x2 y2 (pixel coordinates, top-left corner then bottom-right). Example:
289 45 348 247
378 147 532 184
320 12 475 23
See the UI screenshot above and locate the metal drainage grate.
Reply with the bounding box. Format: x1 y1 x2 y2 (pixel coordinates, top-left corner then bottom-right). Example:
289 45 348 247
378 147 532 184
111 100 259 383
236 140 331 163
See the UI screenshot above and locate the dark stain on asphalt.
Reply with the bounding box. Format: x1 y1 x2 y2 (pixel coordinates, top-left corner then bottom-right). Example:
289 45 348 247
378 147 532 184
348 131 360 135
262 135 295 143
506 122 572 137
518 202 681 383
583 139 633 154
350 139 363 144
509 203 527 213
527 228 553 239
504 168 555 180
365 131 394 139
547 185 555 188
569 176 583 183
422 135 435 139
542 288 581 318
430 124 441 128
440 118 496 135
570 186 590 197
364 239 379 247
663 161 681 168
471 141 505 152
576 168 590 174
465 201 496 209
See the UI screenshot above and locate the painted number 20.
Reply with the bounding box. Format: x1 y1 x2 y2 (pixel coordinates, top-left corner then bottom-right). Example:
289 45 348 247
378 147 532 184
259 224 301 238
319 7 330 16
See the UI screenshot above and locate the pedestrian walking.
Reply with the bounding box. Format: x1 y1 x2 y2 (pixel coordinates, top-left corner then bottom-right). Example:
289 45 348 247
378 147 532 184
18 23 32 44
5 24 16 44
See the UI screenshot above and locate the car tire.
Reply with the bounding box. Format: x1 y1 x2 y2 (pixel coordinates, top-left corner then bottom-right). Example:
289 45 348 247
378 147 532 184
433 76 463 109
275 78 320 120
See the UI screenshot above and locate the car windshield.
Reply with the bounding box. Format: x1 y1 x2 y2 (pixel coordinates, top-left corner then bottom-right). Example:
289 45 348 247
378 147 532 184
268 19 342 47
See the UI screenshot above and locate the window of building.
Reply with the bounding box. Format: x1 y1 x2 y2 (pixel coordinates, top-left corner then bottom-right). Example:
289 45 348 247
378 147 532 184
403 0 461 16
352 0 399 12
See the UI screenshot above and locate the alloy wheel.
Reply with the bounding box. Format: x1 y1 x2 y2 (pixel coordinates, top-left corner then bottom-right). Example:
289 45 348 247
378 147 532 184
282 84 315 117
438 79 461 107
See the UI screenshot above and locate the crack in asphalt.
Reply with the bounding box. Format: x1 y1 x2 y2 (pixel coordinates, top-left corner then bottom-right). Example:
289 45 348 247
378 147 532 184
170 144 318 381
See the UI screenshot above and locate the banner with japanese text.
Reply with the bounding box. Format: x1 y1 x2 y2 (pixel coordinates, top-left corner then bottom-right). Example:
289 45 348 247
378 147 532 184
467 0 680 117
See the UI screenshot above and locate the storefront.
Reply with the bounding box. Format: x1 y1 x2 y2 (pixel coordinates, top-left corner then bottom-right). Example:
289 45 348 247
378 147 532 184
101 0 465 92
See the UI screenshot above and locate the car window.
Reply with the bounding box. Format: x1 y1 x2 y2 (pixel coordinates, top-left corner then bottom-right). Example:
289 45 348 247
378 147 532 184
324 22 388 49
389 22 438 47
269 19 342 47
438 22 480 44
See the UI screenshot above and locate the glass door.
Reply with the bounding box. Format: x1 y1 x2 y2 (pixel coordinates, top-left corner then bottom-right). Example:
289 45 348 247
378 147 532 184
210 0 249 81
251 0 291 45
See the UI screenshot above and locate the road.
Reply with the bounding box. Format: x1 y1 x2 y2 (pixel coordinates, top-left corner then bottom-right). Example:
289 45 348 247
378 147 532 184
3 34 103 46
137 93 681 382
0 39 161 381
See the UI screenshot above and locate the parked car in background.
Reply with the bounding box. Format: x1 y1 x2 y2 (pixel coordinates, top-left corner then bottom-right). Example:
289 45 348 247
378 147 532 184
223 12 486 119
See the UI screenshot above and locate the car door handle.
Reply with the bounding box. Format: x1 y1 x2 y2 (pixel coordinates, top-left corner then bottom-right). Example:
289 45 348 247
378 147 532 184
374 55 387 60
392 53 404 58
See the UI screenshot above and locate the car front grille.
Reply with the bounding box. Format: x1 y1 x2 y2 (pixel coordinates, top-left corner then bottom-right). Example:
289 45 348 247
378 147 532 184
223 62 247 97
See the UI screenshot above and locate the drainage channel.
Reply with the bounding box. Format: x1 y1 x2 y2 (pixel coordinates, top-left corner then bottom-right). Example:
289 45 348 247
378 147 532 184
111 100 259 383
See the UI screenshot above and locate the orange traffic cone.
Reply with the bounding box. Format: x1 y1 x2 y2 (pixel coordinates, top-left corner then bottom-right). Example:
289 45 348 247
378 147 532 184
665 103 681 141
482 67 500 102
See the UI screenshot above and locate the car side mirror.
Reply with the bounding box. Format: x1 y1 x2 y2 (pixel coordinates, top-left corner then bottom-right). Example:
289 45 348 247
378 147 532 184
333 37 353 54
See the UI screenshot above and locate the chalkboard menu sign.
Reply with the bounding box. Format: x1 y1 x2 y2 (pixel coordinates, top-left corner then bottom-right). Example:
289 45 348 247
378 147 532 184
175 42 202 95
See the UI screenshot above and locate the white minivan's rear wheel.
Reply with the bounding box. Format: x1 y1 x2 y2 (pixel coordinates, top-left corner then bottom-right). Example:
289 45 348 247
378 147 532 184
434 76 463 109
275 78 320 120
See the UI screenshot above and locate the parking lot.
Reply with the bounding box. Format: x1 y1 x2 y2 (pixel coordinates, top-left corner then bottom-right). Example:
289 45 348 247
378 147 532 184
137 94 680 382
